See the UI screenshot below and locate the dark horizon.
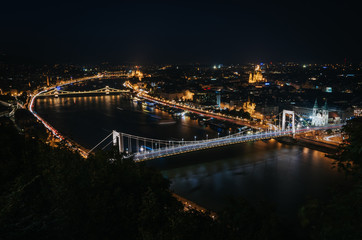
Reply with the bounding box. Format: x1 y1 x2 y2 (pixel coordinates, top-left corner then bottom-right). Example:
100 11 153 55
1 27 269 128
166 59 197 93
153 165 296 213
1 1 361 65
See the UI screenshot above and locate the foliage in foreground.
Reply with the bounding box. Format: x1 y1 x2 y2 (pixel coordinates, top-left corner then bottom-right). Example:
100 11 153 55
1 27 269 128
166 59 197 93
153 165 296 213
2 117 361 239
299 117 362 240
0 120 281 240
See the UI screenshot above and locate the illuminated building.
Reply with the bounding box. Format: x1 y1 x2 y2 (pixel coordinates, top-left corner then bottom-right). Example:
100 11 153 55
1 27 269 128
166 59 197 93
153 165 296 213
243 97 256 115
135 70 143 80
216 93 221 107
311 99 329 126
249 65 265 83
354 106 362 117
128 68 144 81
160 90 194 101
10 89 18 96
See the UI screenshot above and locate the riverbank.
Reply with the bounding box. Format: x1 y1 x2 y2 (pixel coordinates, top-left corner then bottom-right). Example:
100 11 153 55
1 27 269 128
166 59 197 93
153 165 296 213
277 136 338 154
172 193 217 219
36 93 345 224
168 136 340 218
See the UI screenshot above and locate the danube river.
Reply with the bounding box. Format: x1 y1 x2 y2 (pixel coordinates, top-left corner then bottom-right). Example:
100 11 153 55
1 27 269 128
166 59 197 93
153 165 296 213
35 94 343 219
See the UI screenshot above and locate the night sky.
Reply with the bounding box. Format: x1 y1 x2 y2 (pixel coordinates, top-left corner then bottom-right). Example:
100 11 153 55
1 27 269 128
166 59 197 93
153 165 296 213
1 0 361 64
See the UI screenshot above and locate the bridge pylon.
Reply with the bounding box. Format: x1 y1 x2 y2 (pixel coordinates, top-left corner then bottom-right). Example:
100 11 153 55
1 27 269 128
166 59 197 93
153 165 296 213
281 110 295 134
113 130 123 153
88 122 344 161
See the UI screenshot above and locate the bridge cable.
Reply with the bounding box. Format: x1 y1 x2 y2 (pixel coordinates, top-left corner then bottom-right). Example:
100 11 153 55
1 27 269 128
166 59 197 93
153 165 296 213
87 132 113 154
101 140 113 150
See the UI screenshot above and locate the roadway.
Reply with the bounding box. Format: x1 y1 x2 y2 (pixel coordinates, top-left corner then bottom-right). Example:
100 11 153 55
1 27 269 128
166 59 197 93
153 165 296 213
124 81 266 130
132 124 344 161
27 73 131 158
139 94 263 129
28 75 107 158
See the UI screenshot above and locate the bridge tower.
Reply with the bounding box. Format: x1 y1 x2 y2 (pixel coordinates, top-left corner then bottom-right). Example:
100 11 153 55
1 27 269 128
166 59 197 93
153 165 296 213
113 130 123 153
281 110 295 134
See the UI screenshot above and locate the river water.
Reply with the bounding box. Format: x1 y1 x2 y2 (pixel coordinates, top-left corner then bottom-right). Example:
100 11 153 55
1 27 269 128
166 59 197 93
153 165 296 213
35 94 343 219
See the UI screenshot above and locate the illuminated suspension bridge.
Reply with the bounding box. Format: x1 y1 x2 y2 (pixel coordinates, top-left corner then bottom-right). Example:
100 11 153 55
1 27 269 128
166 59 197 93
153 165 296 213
88 110 344 161
27 75 345 160
37 86 130 97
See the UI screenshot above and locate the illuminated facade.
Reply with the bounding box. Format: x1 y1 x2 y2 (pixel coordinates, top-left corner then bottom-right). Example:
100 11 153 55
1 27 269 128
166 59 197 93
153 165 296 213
249 65 265 83
128 68 144 80
311 99 329 126
160 90 194 101
243 97 256 115
354 107 362 117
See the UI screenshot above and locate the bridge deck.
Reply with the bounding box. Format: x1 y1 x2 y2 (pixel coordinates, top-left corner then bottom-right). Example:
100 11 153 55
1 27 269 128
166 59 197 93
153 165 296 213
132 124 344 161
38 87 130 97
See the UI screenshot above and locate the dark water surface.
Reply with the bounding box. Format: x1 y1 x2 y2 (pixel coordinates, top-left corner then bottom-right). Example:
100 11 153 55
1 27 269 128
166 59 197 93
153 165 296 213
35 95 343 219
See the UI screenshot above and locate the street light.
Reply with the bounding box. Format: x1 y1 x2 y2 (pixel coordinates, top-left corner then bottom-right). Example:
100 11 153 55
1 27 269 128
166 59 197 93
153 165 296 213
218 132 220 138
206 134 208 140
194 136 197 142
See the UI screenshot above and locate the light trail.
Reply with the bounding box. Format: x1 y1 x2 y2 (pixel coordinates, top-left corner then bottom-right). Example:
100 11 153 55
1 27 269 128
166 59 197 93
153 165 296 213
28 75 107 158
124 81 264 130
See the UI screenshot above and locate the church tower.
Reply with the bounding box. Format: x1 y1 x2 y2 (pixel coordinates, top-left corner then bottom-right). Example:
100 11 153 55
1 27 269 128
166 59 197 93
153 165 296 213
322 100 328 125
249 73 253 83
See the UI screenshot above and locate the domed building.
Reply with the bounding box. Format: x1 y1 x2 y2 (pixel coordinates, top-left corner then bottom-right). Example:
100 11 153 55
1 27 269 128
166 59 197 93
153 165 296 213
248 65 265 84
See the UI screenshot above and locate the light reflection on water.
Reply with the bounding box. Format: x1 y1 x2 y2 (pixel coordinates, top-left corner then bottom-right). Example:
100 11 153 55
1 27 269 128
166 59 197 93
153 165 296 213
35 95 219 147
151 140 341 218
35 95 343 218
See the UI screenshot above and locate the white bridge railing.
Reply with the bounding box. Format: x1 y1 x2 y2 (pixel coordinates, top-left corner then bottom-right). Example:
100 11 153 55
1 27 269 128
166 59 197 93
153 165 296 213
38 86 130 97
107 124 344 161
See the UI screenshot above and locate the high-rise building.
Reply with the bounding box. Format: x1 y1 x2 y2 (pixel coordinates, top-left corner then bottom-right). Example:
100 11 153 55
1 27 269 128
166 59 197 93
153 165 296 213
216 92 221 107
